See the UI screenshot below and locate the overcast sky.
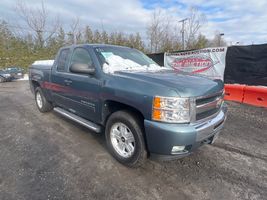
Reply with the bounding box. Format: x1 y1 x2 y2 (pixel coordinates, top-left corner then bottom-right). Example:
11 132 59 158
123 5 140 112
1 0 266 45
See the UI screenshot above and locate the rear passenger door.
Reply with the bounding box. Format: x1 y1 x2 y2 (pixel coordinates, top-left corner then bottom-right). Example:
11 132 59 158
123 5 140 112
50 48 71 108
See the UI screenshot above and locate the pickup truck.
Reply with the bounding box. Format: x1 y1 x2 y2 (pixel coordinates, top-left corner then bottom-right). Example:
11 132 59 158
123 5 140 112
29 44 227 167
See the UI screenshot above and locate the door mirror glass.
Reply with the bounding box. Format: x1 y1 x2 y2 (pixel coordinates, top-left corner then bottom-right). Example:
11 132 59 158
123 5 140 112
70 63 95 74
69 47 95 75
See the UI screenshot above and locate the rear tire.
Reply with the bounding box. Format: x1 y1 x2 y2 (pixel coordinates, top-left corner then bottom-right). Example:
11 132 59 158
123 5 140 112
105 110 147 167
35 87 53 113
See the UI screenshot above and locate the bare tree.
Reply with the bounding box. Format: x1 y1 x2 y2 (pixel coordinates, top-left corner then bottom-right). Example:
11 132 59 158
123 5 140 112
146 9 181 53
146 10 165 53
15 0 60 48
67 17 81 44
184 7 206 49
84 25 93 43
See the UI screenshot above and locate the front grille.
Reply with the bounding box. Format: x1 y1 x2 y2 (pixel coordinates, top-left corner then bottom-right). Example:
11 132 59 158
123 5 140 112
195 91 223 121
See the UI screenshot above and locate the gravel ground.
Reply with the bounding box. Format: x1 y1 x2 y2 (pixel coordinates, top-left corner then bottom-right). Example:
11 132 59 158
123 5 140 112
0 81 266 200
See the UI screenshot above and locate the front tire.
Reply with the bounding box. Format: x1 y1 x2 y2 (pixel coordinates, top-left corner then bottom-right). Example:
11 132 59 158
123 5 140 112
105 110 147 167
35 87 53 113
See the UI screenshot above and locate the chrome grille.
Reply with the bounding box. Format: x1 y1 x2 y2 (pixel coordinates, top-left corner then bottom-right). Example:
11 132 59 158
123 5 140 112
195 91 223 121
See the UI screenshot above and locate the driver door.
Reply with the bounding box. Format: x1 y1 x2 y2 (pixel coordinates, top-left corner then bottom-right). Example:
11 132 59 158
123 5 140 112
62 47 102 122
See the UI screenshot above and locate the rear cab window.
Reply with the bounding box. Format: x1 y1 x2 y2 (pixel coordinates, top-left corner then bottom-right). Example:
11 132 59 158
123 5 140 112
57 48 70 72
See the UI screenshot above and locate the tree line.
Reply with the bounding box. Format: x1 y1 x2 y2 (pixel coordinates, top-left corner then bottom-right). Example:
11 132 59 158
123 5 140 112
0 20 145 68
0 1 226 69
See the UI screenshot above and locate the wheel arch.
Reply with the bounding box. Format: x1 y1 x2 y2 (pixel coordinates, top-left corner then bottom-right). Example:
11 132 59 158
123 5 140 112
102 100 145 126
31 80 40 90
102 100 150 153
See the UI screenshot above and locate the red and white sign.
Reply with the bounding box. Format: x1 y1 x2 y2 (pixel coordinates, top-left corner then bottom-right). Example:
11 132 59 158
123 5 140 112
164 47 227 80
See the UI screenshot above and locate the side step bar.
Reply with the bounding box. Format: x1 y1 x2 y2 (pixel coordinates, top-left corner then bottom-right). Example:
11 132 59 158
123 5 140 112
53 107 101 133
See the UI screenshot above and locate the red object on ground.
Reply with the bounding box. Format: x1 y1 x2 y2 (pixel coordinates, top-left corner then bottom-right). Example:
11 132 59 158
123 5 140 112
224 84 245 103
243 86 267 108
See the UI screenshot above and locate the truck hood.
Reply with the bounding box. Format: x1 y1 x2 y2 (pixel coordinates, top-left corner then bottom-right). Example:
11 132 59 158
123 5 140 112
114 70 224 97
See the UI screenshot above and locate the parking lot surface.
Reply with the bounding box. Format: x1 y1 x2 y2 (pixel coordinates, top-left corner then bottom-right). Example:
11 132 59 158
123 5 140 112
0 81 266 200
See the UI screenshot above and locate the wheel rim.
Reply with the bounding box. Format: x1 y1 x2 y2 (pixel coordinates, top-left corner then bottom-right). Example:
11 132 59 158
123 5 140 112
36 92 43 108
110 122 135 158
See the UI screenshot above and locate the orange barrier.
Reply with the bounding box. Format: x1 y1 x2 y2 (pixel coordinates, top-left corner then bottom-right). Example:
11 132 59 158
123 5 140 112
224 84 245 103
243 86 267 108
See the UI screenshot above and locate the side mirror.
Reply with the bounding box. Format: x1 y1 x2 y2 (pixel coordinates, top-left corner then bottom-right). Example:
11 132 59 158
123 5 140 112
70 63 95 75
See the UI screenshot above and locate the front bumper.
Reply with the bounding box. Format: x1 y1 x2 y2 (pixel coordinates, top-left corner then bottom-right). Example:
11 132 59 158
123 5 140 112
144 104 228 160
13 73 24 79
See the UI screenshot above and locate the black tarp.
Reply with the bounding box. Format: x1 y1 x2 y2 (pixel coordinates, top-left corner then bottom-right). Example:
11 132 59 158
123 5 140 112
224 44 267 86
147 53 164 66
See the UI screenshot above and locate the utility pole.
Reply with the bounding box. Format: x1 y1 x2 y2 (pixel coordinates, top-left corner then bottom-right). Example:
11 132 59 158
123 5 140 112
219 33 224 46
179 18 188 50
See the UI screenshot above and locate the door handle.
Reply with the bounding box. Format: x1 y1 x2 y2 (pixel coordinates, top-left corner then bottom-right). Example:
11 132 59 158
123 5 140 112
64 79 72 85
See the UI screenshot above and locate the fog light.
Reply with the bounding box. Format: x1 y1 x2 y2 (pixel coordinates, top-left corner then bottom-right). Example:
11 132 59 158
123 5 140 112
171 145 185 154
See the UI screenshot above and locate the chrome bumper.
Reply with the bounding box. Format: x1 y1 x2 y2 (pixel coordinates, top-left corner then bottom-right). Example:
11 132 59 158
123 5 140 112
193 104 228 142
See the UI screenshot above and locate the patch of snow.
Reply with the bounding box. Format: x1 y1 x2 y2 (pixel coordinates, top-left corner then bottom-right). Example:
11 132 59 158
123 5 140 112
17 74 29 81
32 60 54 66
103 55 167 74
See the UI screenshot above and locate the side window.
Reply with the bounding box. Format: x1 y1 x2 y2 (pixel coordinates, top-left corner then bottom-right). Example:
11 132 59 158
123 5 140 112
57 49 70 72
70 48 93 68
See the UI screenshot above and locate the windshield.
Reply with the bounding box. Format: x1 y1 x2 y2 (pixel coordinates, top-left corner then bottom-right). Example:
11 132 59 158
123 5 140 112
94 46 167 74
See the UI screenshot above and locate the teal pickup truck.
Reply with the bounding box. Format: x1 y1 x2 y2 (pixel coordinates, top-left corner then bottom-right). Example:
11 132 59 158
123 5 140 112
29 44 227 167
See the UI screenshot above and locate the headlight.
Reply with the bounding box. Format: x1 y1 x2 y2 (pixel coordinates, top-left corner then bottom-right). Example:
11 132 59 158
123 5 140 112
152 96 190 123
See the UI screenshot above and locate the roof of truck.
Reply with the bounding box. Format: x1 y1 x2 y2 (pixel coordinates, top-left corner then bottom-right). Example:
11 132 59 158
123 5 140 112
62 43 133 49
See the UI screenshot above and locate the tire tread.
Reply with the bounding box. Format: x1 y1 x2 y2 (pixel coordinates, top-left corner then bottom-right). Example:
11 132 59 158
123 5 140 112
35 87 53 113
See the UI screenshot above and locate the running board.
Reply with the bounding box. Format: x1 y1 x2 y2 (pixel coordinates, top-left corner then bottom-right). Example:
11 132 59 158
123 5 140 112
53 107 101 133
